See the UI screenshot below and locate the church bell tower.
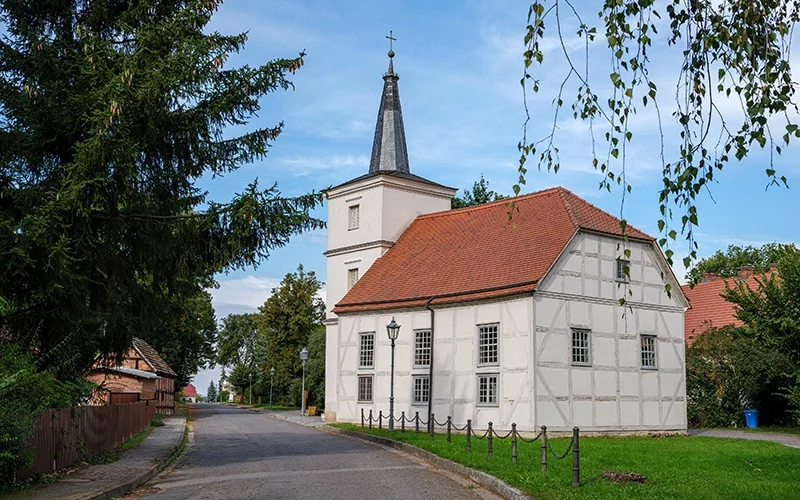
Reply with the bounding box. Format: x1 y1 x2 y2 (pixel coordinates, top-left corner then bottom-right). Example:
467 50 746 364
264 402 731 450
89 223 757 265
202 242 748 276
323 39 456 420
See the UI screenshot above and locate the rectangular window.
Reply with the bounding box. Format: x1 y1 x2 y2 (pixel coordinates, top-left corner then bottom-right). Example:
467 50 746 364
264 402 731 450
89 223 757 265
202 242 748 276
348 205 360 230
616 259 630 282
414 330 432 367
347 268 359 290
477 374 498 406
358 375 373 402
478 324 499 365
641 335 658 369
359 333 374 368
571 329 591 366
413 376 429 404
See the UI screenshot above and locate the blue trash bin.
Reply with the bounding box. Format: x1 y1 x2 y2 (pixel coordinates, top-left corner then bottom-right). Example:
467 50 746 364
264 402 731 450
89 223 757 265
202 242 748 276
744 409 759 429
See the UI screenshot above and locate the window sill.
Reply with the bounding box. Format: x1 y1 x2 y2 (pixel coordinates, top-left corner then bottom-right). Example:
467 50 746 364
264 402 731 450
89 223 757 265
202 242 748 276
641 366 659 371
411 402 428 406
348 227 359 231
476 403 499 408
358 366 374 370
571 363 592 368
476 363 499 369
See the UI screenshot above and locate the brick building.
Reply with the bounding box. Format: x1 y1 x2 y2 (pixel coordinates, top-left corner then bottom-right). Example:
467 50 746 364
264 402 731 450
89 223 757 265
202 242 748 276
90 337 177 414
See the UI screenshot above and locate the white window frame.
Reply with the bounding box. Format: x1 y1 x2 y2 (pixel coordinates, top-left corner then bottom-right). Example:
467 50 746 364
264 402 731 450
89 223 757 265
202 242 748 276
477 323 499 366
359 332 375 369
412 375 429 405
347 268 359 290
640 335 658 370
357 375 373 403
348 205 360 230
571 328 592 366
476 374 499 407
413 329 432 367
616 258 630 282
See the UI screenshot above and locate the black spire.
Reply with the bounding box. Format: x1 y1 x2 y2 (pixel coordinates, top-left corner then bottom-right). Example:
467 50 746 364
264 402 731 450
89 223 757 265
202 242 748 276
368 39 410 174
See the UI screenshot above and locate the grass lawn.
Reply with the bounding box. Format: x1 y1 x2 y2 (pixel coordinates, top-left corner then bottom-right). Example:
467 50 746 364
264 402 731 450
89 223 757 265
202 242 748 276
333 424 800 499
248 403 300 411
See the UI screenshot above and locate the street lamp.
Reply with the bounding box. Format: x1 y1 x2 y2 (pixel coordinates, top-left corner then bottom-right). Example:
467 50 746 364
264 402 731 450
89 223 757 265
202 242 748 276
386 317 401 431
269 366 276 409
249 372 252 405
300 347 309 415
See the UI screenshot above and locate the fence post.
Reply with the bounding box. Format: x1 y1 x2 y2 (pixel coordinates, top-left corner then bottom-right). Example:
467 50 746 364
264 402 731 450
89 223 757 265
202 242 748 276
415 411 420 434
487 422 493 458
466 419 472 452
361 408 365 428
511 423 518 464
541 425 547 473
369 409 373 429
572 427 580 487
378 410 383 430
401 411 405 433
430 413 435 440
447 416 452 444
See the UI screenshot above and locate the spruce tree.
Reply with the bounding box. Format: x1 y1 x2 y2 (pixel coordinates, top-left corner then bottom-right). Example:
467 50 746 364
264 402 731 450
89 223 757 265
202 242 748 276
0 0 322 373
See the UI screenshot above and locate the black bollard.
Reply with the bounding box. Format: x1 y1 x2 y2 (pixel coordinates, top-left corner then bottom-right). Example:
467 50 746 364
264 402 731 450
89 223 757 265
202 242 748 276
466 419 472 452
415 411 420 434
369 409 373 429
430 413 435 440
487 422 493 457
541 425 547 473
511 423 518 464
572 427 580 487
378 410 382 430
401 411 405 433
361 408 365 428
447 416 452 444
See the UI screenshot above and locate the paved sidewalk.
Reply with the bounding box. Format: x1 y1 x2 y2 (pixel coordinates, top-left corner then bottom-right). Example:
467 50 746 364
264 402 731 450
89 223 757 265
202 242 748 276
261 409 327 427
13 416 186 500
689 429 800 449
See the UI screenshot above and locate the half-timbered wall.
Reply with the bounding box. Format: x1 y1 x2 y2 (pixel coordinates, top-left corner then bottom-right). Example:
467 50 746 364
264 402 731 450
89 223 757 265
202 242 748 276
326 231 687 433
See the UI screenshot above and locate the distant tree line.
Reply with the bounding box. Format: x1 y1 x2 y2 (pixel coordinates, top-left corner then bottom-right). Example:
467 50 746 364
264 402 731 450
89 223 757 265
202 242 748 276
686 245 800 427
217 266 325 408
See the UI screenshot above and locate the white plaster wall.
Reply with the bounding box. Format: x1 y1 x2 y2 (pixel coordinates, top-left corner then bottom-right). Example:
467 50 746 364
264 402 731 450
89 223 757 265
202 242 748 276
327 230 686 433
533 231 687 431
325 247 384 316
381 186 451 242
327 184 383 252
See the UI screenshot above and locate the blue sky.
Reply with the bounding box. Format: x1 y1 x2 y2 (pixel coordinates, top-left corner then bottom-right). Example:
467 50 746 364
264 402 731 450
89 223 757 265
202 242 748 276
115 1 800 391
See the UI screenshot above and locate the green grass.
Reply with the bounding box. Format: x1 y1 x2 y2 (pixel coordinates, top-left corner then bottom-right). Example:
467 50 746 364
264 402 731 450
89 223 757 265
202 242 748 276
333 424 800 499
119 426 153 451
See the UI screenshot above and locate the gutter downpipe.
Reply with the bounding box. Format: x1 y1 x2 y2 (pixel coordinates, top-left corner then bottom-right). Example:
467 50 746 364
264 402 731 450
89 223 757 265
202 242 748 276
425 297 435 433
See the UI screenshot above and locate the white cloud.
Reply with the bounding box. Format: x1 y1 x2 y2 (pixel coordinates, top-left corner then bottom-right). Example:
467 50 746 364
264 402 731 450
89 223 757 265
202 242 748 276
208 276 281 317
208 275 329 320
280 154 369 177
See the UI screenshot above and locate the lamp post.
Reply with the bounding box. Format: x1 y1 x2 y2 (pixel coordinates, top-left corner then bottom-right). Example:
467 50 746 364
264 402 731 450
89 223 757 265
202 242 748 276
386 317 401 431
300 347 309 415
269 366 276 409
248 372 252 405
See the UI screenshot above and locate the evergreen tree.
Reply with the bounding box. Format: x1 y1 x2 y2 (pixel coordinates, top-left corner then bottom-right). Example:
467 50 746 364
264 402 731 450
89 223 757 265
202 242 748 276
207 380 217 403
0 0 323 373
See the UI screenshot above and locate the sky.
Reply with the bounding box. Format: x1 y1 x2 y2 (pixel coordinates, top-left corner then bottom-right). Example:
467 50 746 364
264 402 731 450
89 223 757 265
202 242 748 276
171 0 800 393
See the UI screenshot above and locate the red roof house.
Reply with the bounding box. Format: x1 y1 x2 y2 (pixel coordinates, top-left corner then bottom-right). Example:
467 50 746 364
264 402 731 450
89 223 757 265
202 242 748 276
335 186 656 313
680 266 775 344
182 383 197 402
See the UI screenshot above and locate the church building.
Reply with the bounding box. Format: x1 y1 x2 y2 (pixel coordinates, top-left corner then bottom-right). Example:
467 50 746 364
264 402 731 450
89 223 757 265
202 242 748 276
323 49 689 433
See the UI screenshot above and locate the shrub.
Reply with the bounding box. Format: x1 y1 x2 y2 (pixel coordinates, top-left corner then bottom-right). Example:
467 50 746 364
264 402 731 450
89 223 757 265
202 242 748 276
0 343 93 486
686 326 792 427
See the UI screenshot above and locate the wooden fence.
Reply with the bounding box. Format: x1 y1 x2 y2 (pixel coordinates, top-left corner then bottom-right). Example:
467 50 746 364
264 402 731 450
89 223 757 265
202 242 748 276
16 401 156 481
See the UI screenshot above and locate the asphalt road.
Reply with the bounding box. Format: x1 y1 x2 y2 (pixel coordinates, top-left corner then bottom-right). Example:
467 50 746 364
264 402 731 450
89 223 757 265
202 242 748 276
139 404 496 500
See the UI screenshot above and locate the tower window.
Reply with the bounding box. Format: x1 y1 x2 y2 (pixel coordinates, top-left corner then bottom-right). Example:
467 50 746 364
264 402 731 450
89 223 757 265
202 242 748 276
616 259 630 282
348 268 359 290
348 205 360 230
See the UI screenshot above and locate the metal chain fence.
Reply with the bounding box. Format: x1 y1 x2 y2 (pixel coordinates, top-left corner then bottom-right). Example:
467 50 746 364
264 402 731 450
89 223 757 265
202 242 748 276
360 408 581 487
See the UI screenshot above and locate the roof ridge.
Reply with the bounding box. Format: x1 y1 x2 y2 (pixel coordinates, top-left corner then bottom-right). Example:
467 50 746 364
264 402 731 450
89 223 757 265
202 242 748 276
556 188 580 228
417 186 564 220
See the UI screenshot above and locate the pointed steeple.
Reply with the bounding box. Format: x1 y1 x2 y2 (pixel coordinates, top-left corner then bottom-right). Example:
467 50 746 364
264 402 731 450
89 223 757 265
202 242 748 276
368 41 410 174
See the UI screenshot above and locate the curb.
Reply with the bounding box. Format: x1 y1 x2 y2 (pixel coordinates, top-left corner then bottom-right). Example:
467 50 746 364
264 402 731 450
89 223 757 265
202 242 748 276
323 426 530 500
84 416 188 500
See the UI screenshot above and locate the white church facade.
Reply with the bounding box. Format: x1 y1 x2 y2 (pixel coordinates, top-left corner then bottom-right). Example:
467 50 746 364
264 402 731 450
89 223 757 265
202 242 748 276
323 51 689 433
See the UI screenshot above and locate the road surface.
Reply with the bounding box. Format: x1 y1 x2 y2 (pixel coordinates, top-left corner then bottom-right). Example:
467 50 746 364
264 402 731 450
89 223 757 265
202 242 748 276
137 404 497 500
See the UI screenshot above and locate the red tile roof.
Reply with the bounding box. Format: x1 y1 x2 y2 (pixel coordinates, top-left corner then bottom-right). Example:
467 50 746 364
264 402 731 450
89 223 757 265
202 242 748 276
182 384 197 397
334 187 654 314
680 274 763 344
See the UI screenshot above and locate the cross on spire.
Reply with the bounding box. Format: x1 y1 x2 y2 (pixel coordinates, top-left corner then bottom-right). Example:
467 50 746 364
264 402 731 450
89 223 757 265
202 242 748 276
386 30 396 54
